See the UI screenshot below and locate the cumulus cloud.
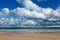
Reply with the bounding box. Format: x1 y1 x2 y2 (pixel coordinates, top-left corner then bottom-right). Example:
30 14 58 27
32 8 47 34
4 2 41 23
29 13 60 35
22 20 37 26
8 18 15 25
0 0 60 27
2 8 9 14
17 0 42 12
13 7 46 19
0 8 10 18
16 0 60 20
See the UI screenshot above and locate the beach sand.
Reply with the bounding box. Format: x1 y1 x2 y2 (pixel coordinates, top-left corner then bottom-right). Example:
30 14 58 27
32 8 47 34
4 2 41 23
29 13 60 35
0 32 60 40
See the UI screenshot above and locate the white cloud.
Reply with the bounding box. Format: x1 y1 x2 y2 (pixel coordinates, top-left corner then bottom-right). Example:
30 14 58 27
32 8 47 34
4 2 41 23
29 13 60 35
16 0 60 20
13 7 46 19
16 0 51 19
42 8 53 15
0 18 9 27
0 18 5 24
17 0 42 12
0 0 60 27
0 8 10 18
8 18 15 25
22 20 37 26
13 7 31 17
2 8 9 15
48 18 58 21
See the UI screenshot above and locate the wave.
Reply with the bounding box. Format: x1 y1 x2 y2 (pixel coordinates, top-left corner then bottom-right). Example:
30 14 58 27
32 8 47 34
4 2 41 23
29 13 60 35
0 29 60 34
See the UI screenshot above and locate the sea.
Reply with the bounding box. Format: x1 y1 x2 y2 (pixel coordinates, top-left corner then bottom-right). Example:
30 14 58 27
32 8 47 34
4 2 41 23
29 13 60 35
0 29 60 34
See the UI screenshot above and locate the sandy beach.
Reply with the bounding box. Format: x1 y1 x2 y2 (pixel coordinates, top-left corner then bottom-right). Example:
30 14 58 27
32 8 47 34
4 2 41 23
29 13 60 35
0 32 60 40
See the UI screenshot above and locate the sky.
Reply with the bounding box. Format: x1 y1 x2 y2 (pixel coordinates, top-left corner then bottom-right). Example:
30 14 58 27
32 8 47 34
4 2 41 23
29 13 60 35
0 0 60 10
0 0 60 27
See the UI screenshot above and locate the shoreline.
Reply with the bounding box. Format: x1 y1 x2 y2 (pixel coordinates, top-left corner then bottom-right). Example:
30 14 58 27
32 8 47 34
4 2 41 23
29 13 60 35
0 29 60 34
0 32 60 40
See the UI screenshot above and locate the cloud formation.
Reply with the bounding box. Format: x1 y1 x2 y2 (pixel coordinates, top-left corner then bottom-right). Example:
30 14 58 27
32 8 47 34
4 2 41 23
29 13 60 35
0 0 60 27
16 0 60 20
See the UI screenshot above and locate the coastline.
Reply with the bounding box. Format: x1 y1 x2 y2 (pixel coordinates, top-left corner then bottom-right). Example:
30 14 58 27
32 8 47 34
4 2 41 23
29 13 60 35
0 29 60 40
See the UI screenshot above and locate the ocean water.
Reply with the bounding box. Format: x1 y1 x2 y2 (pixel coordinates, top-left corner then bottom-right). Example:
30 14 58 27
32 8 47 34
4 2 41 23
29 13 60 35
0 29 60 34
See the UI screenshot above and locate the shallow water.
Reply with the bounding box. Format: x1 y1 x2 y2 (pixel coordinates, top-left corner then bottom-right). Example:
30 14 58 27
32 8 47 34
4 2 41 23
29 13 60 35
0 29 60 34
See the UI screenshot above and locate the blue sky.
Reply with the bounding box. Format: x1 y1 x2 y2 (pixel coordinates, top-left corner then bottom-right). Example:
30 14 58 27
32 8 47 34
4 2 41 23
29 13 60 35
0 0 22 10
0 0 60 27
0 0 60 10
32 0 60 9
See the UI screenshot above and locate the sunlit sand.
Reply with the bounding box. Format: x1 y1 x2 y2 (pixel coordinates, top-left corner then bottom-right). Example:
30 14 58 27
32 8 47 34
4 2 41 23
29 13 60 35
0 32 60 40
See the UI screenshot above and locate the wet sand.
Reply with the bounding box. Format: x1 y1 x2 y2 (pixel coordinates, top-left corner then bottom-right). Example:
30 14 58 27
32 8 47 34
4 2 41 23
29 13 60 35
0 32 60 40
